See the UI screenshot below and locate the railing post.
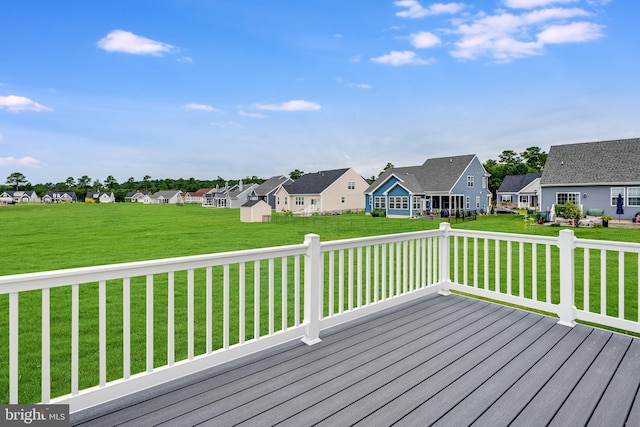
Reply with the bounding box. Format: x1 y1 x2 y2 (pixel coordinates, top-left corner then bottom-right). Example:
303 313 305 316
302 234 322 345
557 229 577 327
438 222 452 295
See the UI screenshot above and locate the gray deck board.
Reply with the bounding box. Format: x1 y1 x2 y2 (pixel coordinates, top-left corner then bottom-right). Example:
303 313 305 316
69 293 640 427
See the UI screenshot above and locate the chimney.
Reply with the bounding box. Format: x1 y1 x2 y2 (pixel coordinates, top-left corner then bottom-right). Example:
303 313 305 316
239 179 243 191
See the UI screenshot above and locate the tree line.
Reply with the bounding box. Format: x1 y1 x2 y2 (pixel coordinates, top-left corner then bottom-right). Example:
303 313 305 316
2 173 268 202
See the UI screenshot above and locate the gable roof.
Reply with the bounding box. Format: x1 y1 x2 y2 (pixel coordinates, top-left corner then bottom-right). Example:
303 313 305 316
497 173 542 193
253 176 290 196
151 190 182 199
541 138 640 186
367 154 477 194
187 188 212 197
283 168 350 195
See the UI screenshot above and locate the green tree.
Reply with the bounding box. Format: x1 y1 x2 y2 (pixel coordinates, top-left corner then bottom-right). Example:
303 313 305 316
65 177 76 189
6 172 29 190
142 175 151 191
104 175 118 189
289 169 304 180
521 146 548 171
77 175 91 189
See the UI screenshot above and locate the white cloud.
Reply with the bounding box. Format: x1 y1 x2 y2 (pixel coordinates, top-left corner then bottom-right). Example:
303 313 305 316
523 7 590 24
0 95 52 112
394 1 464 18
336 78 372 89
448 7 600 61
410 31 442 48
0 156 45 168
371 50 432 66
537 21 604 43
254 100 321 111
183 103 219 112
238 110 268 118
333 33 344 38
177 56 193 63
504 0 578 8
97 30 175 56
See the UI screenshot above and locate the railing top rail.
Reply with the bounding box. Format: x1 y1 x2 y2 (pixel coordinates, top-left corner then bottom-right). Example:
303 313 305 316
575 237 640 253
448 228 558 245
0 243 308 294
320 229 442 251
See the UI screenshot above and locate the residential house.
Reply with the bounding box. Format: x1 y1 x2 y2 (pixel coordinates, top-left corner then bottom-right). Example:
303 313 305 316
124 192 150 202
85 192 116 203
240 200 271 222
496 173 541 209
274 168 369 214
540 138 640 219
184 188 212 204
247 176 292 209
365 154 491 218
145 190 184 204
0 190 40 204
42 191 77 203
226 182 258 208
202 181 256 208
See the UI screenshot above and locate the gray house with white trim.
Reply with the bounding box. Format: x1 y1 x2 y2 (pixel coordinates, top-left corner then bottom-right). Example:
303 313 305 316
540 138 640 219
497 173 541 209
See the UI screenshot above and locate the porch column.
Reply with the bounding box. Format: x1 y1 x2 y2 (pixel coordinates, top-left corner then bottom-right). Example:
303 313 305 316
557 230 577 327
437 222 452 295
302 234 322 344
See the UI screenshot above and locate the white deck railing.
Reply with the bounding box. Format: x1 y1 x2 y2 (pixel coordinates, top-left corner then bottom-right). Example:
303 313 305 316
1 223 639 412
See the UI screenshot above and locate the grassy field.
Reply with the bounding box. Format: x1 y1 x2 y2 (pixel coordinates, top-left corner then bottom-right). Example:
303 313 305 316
2 202 639 275
1 203 639 403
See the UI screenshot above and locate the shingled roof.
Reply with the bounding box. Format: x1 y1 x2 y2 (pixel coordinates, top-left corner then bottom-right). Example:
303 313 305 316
497 173 542 193
283 168 350 195
540 138 640 186
253 176 290 196
366 154 476 194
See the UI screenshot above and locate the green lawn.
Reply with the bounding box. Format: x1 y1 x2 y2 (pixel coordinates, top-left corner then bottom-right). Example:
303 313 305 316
1 203 639 404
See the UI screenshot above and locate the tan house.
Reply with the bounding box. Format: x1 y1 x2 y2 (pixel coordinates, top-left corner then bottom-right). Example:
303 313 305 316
240 200 271 222
274 168 368 215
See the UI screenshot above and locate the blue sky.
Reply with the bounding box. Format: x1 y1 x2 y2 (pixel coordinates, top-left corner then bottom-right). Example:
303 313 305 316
1 0 637 185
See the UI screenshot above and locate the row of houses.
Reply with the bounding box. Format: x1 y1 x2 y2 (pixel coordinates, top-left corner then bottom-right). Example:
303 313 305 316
3 138 638 220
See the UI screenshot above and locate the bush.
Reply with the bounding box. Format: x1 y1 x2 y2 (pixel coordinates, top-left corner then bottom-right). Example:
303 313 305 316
371 209 386 217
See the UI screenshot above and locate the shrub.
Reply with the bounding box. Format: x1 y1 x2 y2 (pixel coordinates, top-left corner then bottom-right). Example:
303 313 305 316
371 209 386 217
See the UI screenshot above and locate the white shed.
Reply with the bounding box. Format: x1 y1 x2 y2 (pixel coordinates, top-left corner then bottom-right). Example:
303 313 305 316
240 200 271 222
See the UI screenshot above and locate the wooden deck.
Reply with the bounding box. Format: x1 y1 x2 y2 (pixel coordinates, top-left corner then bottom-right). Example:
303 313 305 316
70 293 640 426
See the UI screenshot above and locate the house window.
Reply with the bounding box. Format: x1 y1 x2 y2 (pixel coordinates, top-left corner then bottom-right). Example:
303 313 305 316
482 177 486 189
611 187 625 206
520 195 529 204
476 196 480 209
347 181 355 190
467 176 474 188
412 197 421 210
628 187 640 206
501 195 511 203
374 196 386 209
389 196 408 210
277 196 280 205
295 196 304 205
556 192 579 205
465 196 470 209
341 197 345 203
